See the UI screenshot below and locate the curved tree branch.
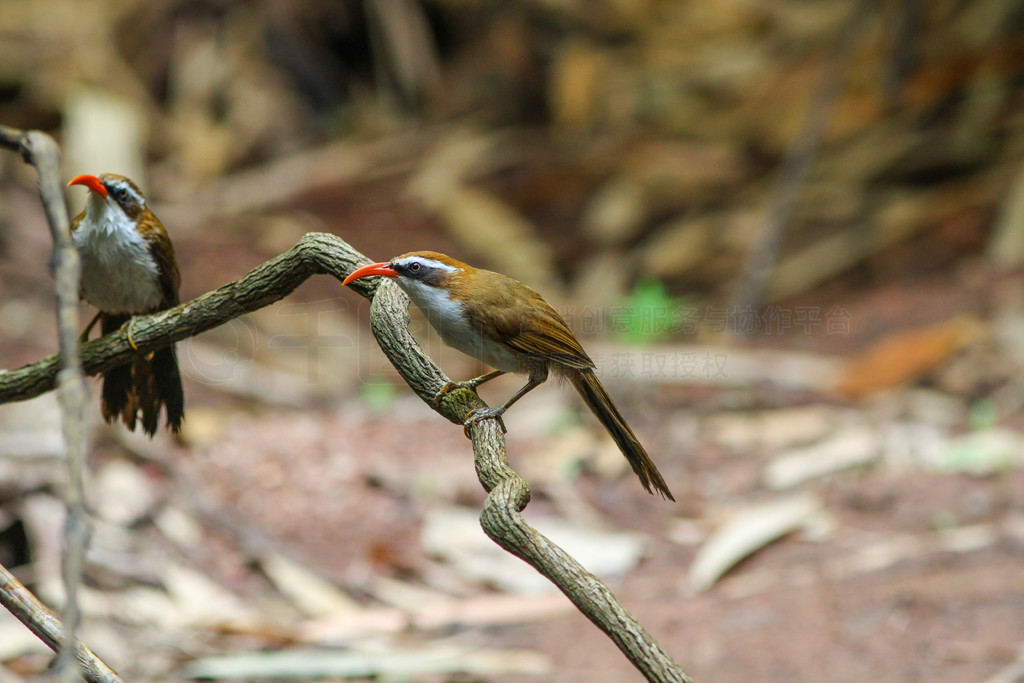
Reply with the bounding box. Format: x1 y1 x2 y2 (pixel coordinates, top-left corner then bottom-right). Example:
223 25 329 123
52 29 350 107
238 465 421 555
370 281 691 682
0 141 690 683
0 232 362 404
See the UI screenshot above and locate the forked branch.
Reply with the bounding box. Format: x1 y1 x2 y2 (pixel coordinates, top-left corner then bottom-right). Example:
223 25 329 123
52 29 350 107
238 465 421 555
0 129 690 683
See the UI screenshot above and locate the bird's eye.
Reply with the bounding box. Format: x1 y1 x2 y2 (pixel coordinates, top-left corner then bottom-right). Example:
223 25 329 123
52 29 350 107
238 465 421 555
409 262 421 273
115 187 130 202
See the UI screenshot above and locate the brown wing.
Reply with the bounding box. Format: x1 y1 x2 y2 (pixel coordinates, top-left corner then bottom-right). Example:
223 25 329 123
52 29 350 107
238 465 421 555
470 269 595 370
144 220 180 309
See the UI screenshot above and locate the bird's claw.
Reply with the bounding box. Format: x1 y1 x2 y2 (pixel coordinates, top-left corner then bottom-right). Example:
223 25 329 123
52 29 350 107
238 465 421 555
462 407 507 439
434 379 489 406
433 381 459 407
119 318 141 351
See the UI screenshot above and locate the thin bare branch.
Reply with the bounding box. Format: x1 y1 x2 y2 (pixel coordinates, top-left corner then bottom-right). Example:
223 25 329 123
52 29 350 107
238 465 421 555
0 564 122 683
1 124 91 682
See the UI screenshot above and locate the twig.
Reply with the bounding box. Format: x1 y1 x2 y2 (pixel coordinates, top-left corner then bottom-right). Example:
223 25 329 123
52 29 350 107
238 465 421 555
0 125 90 682
0 209 690 680
730 1 871 318
0 564 122 683
885 0 924 109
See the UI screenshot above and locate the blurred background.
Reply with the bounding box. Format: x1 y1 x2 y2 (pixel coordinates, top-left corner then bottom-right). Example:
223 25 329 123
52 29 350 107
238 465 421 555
2 0 1024 680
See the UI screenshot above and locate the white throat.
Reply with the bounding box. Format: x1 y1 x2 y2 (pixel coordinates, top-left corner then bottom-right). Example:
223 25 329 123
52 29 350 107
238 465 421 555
396 278 522 373
73 196 163 313
396 278 465 326
82 193 133 236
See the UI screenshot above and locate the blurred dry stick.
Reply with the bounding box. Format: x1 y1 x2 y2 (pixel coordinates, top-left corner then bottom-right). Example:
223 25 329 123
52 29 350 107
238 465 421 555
0 125 104 683
640 214 715 280
689 493 822 592
582 175 648 246
0 217 691 680
549 38 605 132
433 186 560 291
987 156 1024 269
732 1 870 316
184 645 550 679
407 129 559 291
364 0 442 105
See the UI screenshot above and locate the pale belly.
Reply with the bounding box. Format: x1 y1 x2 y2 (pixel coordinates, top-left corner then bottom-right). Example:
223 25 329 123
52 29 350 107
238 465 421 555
434 315 524 373
74 229 163 313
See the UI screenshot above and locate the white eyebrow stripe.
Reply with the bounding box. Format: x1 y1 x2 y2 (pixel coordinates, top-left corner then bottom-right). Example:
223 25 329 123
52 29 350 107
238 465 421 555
108 181 145 205
394 257 458 272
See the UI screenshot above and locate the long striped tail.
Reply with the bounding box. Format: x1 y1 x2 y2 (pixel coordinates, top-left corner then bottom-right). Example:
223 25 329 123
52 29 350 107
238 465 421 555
568 369 674 500
99 313 184 436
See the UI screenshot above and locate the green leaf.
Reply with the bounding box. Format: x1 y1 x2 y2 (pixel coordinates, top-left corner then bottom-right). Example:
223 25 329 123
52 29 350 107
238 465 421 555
361 380 398 412
615 279 692 344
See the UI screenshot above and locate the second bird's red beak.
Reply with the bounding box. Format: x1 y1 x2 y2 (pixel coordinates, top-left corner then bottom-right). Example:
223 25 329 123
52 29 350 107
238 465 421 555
342 261 398 286
67 174 108 197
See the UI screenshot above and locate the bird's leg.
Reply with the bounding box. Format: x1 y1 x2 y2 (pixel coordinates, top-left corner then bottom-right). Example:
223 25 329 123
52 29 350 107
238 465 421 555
463 373 545 438
79 311 102 342
434 369 506 406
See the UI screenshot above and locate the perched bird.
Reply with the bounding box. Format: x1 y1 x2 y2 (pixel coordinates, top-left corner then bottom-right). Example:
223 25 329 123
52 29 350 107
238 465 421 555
67 173 184 436
343 251 673 500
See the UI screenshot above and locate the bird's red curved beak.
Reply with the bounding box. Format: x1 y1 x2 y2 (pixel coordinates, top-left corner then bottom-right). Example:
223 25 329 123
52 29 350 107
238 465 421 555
67 174 108 197
342 261 398 286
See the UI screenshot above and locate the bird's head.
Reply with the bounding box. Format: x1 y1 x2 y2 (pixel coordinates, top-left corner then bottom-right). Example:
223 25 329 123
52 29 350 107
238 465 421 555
67 173 148 222
343 251 468 291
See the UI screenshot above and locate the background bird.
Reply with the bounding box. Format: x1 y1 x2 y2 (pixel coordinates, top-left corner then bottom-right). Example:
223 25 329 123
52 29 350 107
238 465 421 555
68 173 184 436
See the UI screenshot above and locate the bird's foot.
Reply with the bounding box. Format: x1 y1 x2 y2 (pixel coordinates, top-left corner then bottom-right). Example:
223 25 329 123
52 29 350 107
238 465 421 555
462 407 507 438
119 318 141 351
433 381 459 407
433 377 487 406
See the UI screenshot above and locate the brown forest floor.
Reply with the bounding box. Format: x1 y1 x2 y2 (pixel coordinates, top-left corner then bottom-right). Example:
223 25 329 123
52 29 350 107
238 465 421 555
3 1 1024 680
